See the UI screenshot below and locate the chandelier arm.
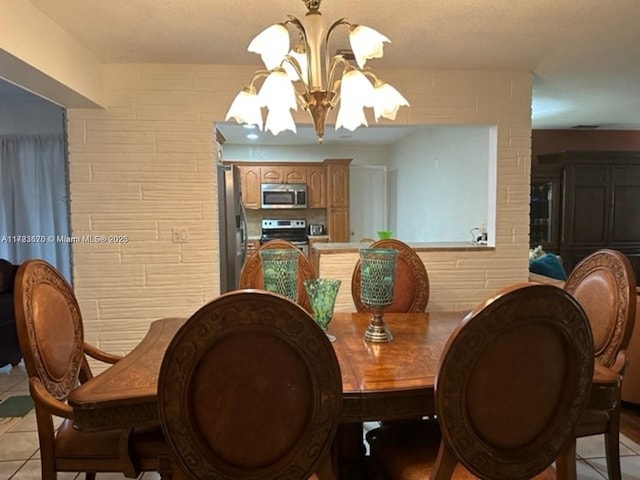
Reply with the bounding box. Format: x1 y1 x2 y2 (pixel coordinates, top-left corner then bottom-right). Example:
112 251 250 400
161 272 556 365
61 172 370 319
281 56 312 97
285 15 313 88
247 70 272 91
330 79 341 108
295 90 311 110
360 70 383 87
281 56 304 82
324 17 350 84
327 55 349 95
285 15 305 31
325 17 350 44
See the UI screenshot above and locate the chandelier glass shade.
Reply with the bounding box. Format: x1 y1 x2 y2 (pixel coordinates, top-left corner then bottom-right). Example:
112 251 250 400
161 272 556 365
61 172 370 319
225 0 409 143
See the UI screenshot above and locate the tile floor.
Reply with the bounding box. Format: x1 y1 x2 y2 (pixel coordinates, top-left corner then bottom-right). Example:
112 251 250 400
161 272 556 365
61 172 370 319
1 362 640 479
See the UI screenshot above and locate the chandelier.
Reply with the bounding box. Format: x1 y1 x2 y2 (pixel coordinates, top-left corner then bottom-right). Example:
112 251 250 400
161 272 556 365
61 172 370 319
225 0 409 143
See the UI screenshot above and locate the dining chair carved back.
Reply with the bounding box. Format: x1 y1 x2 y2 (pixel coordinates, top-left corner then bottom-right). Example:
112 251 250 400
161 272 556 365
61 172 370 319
158 289 342 480
351 239 429 313
564 248 637 480
14 259 170 480
239 239 317 313
367 283 594 480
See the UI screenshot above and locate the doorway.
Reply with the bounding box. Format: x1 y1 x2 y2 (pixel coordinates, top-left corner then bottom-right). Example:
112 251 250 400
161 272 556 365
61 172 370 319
349 165 388 241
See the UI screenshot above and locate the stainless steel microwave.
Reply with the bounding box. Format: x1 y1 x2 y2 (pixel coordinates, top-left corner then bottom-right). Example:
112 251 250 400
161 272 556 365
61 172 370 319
261 183 308 209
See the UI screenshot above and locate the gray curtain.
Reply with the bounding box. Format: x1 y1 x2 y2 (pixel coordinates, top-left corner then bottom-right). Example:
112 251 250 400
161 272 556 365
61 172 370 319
0 134 71 281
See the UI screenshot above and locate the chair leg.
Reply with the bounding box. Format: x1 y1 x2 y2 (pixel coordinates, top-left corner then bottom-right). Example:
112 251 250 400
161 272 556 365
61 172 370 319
158 456 174 480
555 438 577 480
85 473 96 480
431 442 458 480
604 408 622 480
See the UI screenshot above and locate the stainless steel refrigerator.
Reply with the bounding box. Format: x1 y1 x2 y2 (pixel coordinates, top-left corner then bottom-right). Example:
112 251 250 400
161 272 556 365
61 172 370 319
217 164 247 293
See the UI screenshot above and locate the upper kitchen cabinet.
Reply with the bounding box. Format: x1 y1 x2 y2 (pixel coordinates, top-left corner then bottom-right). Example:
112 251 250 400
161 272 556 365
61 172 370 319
236 164 310 209
260 165 307 184
327 159 350 208
236 165 261 209
538 151 640 282
307 165 327 208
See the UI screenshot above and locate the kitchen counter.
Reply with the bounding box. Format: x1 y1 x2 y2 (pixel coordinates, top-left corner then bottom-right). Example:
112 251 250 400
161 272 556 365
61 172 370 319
312 241 496 313
312 241 492 253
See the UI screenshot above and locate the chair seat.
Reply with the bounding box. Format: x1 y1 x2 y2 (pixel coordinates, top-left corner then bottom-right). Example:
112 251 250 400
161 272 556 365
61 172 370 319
56 419 123 460
587 364 622 410
577 409 612 437
56 419 168 461
367 421 556 480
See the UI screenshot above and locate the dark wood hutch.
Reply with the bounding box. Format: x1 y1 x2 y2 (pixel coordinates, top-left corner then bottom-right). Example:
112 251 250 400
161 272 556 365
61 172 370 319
530 151 640 284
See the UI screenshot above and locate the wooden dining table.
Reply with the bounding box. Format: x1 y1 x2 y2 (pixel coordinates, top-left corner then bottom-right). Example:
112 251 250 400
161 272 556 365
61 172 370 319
68 310 466 478
69 310 466 431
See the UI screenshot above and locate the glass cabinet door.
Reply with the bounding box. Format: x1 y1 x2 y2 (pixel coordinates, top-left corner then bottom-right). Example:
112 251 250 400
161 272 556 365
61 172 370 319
530 178 559 249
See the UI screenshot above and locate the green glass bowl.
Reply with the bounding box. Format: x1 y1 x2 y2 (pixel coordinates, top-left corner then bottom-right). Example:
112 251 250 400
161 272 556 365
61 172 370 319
377 230 393 240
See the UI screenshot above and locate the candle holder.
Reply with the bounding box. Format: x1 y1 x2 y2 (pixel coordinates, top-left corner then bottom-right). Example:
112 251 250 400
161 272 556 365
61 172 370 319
303 278 341 342
359 248 397 343
260 249 299 302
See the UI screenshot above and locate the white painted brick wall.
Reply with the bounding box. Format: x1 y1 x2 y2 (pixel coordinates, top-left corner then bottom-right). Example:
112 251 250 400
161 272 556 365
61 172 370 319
67 64 532 361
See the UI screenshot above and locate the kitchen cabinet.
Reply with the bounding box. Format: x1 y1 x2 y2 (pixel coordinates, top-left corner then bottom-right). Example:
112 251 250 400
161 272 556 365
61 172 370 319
537 151 640 283
260 165 284 183
260 165 307 184
237 164 308 209
327 160 349 208
326 159 351 242
227 159 351 241
307 165 327 208
327 208 349 243
284 165 307 184
237 165 261 209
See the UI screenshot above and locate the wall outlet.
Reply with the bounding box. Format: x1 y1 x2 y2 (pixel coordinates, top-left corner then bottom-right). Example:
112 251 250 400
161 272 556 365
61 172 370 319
172 227 188 243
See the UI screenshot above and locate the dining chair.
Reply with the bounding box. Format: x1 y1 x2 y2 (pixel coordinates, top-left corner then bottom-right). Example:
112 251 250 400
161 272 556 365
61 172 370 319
367 282 595 480
13 259 171 480
564 249 637 480
158 289 342 480
239 239 317 313
351 238 429 313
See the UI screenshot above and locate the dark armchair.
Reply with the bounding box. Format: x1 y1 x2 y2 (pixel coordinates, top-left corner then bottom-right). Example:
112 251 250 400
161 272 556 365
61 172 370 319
0 258 22 368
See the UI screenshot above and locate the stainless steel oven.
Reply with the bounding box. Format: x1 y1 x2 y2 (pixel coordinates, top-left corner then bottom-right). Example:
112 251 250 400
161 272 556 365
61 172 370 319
261 183 307 209
260 219 309 256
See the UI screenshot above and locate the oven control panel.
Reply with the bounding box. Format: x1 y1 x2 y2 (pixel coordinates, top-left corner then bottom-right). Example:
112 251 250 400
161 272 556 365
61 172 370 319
261 219 306 229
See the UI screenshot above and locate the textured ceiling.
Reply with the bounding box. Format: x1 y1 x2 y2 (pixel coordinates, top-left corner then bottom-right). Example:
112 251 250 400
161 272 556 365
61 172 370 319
14 0 640 134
